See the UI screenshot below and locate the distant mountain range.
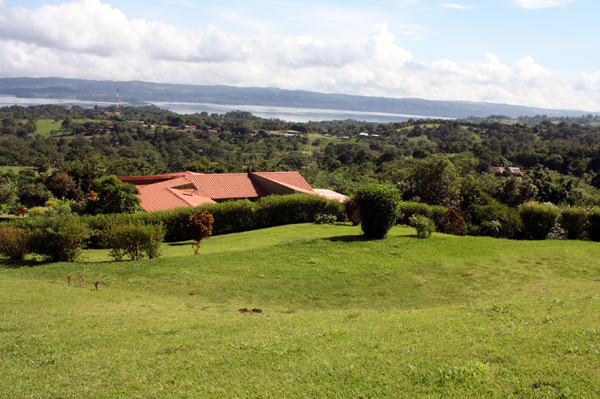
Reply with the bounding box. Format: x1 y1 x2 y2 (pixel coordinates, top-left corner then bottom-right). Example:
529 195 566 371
0 77 595 119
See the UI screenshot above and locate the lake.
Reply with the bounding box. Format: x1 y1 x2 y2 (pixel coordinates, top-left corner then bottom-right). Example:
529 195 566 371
0 95 452 123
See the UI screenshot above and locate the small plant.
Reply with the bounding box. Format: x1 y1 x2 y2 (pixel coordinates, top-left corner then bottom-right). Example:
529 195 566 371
187 211 214 255
344 199 360 226
0 226 31 260
409 215 435 238
353 184 400 239
314 213 337 224
442 207 466 235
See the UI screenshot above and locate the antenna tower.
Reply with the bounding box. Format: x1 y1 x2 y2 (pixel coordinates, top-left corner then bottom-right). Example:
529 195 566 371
116 88 120 114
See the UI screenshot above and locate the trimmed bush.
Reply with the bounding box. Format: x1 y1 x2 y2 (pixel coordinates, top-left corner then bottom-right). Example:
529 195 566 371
588 206 600 242
519 202 561 240
471 199 523 239
102 221 165 261
27 216 91 262
397 201 448 231
202 200 255 234
0 226 31 259
409 215 435 238
353 184 400 239
560 207 588 240
255 194 344 228
314 214 337 224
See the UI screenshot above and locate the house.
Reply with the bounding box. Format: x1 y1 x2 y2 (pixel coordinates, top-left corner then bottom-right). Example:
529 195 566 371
118 171 347 212
491 167 523 177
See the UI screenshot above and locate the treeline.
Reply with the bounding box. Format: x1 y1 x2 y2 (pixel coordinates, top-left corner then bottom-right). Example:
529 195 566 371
1 104 600 217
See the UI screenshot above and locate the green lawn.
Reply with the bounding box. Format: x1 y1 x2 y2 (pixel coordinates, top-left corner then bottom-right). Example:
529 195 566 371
2 224 600 397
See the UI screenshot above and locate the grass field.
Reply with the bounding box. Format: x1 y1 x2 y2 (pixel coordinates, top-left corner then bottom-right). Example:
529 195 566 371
1 224 600 398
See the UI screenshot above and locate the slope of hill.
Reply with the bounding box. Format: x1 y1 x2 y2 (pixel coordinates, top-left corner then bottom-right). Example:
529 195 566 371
1 224 600 397
0 77 595 119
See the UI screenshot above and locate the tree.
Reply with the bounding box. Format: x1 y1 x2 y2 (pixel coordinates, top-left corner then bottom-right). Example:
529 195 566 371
47 171 76 199
84 175 141 214
408 154 461 207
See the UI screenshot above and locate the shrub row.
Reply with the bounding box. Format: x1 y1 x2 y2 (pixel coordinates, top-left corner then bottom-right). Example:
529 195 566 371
396 200 600 241
81 194 344 244
4 194 345 255
2 216 165 262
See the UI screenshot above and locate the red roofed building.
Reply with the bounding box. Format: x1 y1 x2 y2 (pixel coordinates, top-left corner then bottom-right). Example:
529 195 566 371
118 171 346 212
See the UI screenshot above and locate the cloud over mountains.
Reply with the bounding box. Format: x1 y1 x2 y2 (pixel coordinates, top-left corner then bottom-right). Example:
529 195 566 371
0 0 597 111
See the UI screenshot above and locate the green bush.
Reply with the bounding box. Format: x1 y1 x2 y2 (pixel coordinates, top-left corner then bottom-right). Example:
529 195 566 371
255 194 344 228
201 200 255 234
588 207 600 242
314 214 337 224
397 201 448 231
102 221 165 261
82 194 344 245
353 184 400 239
0 226 31 259
409 215 435 238
560 207 588 240
472 199 523 239
27 216 91 262
519 202 561 240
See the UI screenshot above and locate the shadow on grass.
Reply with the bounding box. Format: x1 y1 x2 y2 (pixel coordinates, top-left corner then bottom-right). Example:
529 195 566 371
322 234 423 243
0 258 43 268
322 235 381 243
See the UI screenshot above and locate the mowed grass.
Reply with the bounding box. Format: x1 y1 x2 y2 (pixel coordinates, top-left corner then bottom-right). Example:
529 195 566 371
2 224 600 398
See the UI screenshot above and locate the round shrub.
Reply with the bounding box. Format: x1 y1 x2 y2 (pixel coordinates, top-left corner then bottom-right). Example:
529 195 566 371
27 216 92 262
0 226 31 260
519 202 561 240
353 184 400 239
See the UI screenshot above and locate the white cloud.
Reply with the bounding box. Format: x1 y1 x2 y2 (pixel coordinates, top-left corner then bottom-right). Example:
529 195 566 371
511 0 574 10
0 0 597 111
439 3 477 10
0 0 5 9
0 0 246 62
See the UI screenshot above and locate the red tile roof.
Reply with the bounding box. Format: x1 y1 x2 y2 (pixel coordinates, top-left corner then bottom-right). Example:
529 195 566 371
119 171 343 212
186 173 270 200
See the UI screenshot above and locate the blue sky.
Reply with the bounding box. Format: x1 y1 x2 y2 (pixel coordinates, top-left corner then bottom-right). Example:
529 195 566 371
1 0 599 111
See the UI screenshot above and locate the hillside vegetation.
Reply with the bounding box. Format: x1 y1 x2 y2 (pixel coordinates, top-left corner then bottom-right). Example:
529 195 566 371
1 224 600 397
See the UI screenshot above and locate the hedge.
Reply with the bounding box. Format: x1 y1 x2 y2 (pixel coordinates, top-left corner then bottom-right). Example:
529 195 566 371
397 201 447 231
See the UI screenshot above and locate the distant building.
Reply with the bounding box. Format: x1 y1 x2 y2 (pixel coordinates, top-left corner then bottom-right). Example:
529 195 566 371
491 167 523 177
118 171 347 212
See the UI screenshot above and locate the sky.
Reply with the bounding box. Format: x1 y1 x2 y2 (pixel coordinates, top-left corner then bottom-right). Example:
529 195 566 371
0 0 599 112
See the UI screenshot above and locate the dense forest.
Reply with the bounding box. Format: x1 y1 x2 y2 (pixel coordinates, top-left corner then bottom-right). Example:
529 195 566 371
1 103 600 230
